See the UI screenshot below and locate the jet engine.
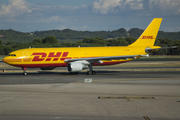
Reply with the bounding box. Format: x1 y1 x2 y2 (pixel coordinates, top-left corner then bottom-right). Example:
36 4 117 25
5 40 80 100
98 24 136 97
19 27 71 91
67 62 88 72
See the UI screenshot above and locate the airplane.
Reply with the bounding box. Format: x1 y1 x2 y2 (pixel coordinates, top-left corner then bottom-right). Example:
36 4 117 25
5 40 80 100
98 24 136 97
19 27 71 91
3 18 176 75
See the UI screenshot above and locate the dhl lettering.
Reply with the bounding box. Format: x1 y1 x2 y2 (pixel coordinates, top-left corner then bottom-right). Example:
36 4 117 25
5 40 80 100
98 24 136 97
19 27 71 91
62 52 69 57
53 58 59 61
60 52 71 61
32 53 47 61
46 52 62 61
48 52 62 57
32 52 71 62
141 36 154 39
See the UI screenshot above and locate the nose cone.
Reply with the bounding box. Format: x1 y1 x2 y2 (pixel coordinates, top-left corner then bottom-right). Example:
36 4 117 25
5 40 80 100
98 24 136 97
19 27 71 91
3 56 22 66
3 57 8 64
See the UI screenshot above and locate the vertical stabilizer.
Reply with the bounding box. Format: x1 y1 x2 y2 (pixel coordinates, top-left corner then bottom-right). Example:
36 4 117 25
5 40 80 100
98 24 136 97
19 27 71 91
129 18 162 47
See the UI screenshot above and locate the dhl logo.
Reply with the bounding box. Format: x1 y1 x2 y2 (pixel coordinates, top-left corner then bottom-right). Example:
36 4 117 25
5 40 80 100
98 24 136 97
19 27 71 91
32 52 71 61
141 36 154 39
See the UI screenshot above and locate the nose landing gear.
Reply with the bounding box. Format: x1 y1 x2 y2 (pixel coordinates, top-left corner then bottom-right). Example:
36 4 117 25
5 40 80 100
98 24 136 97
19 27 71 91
22 67 27 76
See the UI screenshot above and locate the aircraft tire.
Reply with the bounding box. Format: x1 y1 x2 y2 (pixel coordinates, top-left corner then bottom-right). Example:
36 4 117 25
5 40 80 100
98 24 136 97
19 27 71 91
93 71 96 74
87 71 91 75
23 72 27 76
87 71 96 75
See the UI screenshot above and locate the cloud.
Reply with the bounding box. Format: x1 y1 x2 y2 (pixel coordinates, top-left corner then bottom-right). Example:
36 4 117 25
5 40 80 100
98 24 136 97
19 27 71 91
71 26 88 31
0 0 83 24
92 0 180 15
0 0 179 32
0 0 82 18
57 26 67 30
93 0 122 14
163 26 180 32
92 0 144 14
127 0 143 10
149 0 180 15
0 0 31 17
40 16 65 23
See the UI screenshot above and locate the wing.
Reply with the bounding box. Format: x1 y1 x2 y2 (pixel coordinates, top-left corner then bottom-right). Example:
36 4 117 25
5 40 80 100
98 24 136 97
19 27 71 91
64 55 143 64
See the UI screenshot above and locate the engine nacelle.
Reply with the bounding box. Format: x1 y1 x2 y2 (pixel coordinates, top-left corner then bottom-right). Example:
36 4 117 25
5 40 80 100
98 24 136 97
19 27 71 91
40 67 56 70
67 62 88 72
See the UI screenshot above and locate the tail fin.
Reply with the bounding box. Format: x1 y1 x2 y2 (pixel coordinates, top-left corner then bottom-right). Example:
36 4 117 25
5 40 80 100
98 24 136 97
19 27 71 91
129 18 162 47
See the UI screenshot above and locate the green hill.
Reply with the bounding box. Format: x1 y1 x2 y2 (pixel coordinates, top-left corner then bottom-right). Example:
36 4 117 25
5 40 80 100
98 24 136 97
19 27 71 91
0 28 180 44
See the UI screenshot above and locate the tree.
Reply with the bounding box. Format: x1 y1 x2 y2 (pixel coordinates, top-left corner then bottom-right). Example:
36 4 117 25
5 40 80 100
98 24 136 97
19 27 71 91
172 40 180 55
158 38 174 46
33 38 41 44
0 40 2 45
84 37 106 44
125 37 136 45
117 38 129 46
3 46 12 55
0 45 4 55
42 36 58 44
128 28 143 38
108 38 128 46
6 41 14 46
82 37 91 43
154 39 161 46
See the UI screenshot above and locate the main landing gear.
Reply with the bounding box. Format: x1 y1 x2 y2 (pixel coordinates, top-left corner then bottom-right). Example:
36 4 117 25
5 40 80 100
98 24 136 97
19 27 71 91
22 67 27 76
86 64 96 75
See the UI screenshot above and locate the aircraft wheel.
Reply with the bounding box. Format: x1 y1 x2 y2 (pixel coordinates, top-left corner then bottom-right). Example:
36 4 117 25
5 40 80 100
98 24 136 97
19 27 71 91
87 71 96 75
87 71 91 75
23 72 27 76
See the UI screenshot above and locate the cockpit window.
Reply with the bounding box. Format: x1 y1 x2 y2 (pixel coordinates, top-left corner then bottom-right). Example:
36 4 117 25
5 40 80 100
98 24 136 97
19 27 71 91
7 54 16 56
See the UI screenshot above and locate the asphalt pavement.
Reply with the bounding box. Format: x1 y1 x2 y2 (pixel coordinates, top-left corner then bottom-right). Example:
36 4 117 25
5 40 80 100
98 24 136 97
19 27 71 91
0 60 180 120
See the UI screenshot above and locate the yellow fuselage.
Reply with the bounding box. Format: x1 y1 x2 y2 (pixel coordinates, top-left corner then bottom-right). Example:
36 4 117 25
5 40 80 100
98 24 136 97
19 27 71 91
3 46 147 68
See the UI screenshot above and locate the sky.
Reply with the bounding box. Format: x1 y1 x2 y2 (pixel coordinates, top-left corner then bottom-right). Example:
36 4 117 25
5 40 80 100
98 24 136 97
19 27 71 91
0 0 180 32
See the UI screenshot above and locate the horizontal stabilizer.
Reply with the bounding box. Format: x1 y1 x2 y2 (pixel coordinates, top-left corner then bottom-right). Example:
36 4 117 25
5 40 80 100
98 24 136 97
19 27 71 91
145 46 177 53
